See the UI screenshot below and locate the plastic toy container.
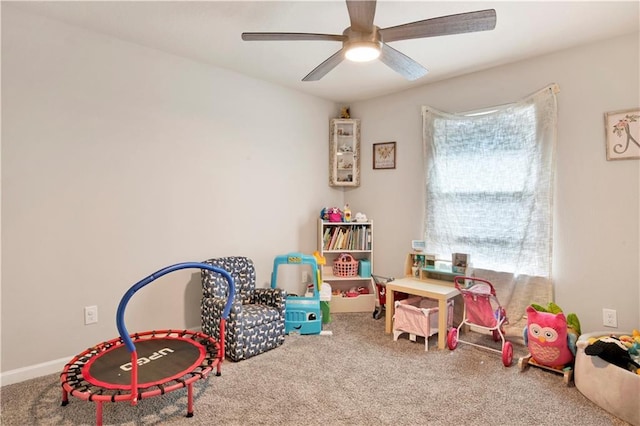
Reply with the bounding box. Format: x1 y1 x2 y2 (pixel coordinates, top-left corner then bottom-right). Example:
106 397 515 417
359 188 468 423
333 253 359 277
358 259 371 278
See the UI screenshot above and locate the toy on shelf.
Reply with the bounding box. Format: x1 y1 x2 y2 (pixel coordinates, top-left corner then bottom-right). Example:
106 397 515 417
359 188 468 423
321 206 369 224
354 212 367 222
332 253 359 277
518 302 581 385
343 204 352 222
320 207 343 222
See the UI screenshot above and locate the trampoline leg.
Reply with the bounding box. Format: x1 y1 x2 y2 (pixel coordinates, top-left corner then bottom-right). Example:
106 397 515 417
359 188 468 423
96 401 103 426
186 383 194 418
61 389 69 407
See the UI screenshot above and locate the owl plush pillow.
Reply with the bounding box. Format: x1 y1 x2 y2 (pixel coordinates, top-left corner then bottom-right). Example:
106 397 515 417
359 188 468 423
523 304 581 369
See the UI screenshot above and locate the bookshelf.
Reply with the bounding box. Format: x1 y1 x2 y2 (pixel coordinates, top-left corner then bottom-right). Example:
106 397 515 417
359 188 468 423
317 218 375 313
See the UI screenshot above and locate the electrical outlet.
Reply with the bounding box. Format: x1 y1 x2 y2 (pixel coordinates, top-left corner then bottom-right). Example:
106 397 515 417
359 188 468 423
602 308 617 328
84 305 98 325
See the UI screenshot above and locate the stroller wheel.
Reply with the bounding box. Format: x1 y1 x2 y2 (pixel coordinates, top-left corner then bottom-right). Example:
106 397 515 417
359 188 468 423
372 307 383 320
447 328 458 350
502 341 513 367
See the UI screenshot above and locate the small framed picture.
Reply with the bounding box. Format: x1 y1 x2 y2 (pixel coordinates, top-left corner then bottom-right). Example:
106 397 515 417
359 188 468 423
452 253 469 274
373 142 396 169
605 108 640 160
411 240 426 252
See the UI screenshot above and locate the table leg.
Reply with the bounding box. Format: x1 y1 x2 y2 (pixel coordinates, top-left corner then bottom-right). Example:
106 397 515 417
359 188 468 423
385 287 394 333
438 299 447 349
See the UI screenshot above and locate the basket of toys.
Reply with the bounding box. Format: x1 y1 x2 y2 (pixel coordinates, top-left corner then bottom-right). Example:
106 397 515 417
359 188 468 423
333 253 359 277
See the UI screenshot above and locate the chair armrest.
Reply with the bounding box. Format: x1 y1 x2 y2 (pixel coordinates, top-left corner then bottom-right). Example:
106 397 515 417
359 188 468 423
201 296 244 336
251 288 286 312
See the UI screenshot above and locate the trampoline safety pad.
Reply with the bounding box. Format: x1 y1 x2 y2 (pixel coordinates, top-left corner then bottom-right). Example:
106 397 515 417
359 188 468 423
83 337 205 389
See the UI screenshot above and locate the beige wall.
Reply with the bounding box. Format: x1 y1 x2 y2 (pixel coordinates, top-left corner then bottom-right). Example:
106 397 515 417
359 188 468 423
1 7 342 379
348 32 640 334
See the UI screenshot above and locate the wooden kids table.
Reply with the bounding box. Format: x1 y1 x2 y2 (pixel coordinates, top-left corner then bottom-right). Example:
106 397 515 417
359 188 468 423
385 277 459 350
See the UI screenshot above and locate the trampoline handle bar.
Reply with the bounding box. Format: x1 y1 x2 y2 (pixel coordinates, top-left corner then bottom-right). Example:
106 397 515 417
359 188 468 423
116 262 236 353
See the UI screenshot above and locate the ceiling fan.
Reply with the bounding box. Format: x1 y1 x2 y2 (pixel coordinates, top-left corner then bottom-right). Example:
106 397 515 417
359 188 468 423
241 0 496 82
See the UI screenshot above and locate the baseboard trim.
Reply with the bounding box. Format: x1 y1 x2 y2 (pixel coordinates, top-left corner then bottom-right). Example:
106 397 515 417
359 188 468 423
0 326 202 387
1 326 204 387
1 356 70 387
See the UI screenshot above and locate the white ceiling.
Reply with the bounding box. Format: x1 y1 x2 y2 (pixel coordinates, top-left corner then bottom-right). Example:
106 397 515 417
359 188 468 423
7 1 640 103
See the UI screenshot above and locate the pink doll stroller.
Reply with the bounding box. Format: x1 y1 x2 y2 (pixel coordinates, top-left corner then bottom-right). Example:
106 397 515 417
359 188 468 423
447 276 513 367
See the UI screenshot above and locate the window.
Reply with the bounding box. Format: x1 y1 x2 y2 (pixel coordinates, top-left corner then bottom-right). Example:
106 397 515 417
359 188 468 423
422 86 558 276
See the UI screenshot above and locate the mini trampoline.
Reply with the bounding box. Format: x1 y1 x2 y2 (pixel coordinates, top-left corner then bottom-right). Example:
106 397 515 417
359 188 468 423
60 262 235 426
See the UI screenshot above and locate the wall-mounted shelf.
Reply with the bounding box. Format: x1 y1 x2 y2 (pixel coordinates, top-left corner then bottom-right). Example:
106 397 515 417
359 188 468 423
329 119 360 187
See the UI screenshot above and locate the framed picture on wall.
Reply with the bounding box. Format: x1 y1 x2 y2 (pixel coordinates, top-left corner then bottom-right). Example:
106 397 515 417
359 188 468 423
605 108 640 160
373 142 396 169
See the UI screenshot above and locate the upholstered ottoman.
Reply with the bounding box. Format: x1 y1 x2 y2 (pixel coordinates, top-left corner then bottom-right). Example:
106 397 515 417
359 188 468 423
575 331 640 425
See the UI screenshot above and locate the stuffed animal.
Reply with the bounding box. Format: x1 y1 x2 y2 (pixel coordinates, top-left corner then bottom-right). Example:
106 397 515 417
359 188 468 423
320 207 343 222
523 303 581 369
618 329 640 356
354 212 368 222
585 335 640 374
343 204 352 222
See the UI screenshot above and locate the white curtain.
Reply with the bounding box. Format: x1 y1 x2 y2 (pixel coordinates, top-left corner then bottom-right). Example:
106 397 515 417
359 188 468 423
422 85 558 335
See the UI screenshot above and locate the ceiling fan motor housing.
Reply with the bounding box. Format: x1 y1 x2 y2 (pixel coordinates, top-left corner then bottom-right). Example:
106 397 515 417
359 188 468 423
342 27 382 61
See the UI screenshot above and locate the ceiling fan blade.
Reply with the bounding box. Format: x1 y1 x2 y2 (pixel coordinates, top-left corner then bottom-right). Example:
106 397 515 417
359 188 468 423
379 43 428 81
346 0 377 32
379 9 497 43
242 32 345 42
302 49 345 81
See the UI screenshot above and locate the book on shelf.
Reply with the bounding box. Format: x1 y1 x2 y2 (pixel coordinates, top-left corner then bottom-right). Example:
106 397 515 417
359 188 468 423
322 223 372 251
333 229 341 250
341 228 350 250
323 227 332 249
336 229 345 249
327 228 338 250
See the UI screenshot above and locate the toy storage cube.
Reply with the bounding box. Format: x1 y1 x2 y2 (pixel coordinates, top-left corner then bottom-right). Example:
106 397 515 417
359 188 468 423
575 331 640 426
393 296 454 351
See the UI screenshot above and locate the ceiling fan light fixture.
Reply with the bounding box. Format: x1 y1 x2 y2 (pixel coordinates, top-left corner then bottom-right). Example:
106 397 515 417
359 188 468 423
242 1 498 81
345 42 381 62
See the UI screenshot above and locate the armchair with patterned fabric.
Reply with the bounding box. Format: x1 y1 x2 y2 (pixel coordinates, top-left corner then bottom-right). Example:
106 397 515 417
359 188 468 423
201 256 286 361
